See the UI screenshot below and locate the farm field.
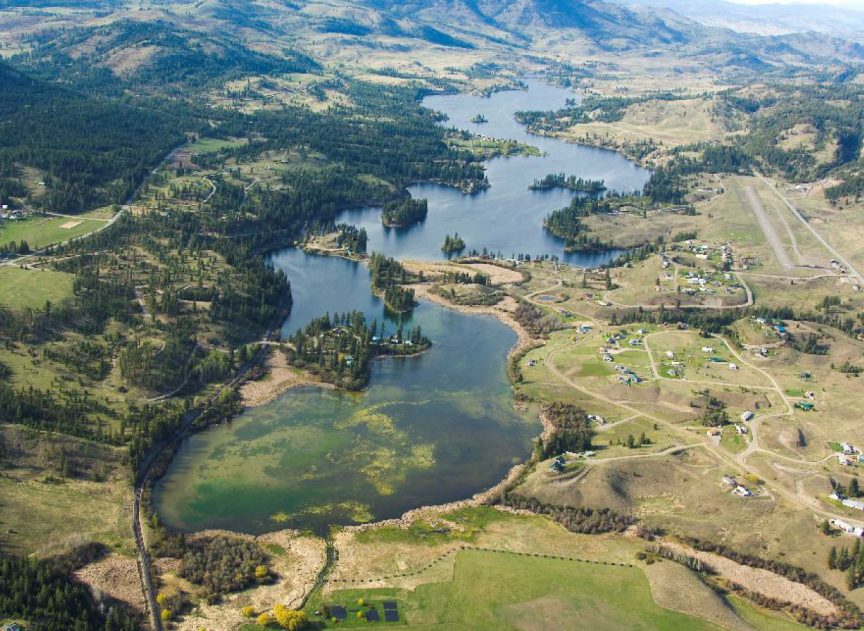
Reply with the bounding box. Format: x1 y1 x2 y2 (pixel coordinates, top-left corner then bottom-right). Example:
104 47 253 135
0 211 110 250
320 549 721 630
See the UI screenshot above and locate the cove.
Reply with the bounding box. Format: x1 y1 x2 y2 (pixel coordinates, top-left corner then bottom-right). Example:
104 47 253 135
337 79 651 262
153 80 651 535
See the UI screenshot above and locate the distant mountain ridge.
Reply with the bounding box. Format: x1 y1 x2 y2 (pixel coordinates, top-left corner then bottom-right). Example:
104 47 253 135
613 0 864 37
362 0 690 47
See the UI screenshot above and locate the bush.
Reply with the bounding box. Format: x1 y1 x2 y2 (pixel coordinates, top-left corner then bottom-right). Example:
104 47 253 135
273 604 309 630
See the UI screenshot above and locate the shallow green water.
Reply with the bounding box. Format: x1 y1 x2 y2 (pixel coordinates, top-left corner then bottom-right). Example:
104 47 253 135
155 251 535 534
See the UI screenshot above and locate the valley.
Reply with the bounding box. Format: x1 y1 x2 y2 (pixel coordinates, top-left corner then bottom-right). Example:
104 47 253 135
3 1 864 630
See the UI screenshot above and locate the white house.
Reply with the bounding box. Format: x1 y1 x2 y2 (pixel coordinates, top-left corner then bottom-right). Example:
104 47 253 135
843 498 864 511
830 519 864 537
733 485 752 497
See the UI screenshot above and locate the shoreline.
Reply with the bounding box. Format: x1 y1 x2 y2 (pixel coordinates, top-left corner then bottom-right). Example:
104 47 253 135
239 350 336 408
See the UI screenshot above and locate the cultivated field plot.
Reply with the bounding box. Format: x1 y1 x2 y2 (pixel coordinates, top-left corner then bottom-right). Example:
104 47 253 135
0 212 108 250
322 508 812 630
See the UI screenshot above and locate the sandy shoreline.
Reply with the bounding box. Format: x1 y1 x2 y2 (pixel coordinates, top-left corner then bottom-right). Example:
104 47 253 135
240 349 335 407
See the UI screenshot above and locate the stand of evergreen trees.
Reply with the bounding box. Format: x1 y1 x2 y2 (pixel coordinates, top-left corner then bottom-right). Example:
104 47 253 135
381 198 428 227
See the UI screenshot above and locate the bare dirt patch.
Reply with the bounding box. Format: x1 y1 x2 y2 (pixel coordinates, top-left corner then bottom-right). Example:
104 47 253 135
60 220 83 229
643 560 751 631
665 542 837 616
172 530 326 631
239 350 333 407
462 262 524 285
75 553 146 613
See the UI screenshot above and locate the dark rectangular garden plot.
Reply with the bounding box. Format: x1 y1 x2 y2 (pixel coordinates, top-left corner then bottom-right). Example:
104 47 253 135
330 606 347 620
366 609 380 621
384 609 400 622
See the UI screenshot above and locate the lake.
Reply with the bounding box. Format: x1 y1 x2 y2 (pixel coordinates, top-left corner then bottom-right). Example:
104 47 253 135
337 79 651 262
154 80 650 534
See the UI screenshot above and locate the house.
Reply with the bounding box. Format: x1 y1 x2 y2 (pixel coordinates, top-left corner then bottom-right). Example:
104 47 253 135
549 460 565 473
741 411 754 422
796 401 815 411
839 454 855 466
3 624 21 631
735 425 748 435
603 353 613 362
733 485 752 497
843 498 864 511
830 519 864 537
701 346 714 353
729 363 738 370
842 443 859 454
526 360 537 367
722 475 736 486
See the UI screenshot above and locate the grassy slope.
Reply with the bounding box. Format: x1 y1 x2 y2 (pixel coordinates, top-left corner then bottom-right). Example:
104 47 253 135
322 549 721 630
0 266 75 310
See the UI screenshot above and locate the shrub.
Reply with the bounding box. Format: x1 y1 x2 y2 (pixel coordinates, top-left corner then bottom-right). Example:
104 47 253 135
178 535 268 595
273 604 309 630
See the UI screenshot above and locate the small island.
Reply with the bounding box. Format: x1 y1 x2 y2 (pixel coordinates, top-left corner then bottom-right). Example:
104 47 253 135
441 232 466 255
471 113 488 124
529 173 606 194
284 310 430 390
381 198 428 227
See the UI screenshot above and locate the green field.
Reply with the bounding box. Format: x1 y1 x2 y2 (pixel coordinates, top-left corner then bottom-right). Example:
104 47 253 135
313 550 723 630
0 266 75 310
0 215 103 249
186 137 248 154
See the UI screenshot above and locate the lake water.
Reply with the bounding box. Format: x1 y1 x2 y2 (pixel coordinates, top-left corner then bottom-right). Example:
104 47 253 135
154 251 531 534
337 79 651 262
154 81 650 534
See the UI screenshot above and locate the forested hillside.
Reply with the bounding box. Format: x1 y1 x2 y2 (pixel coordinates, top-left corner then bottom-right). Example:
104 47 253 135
0 61 194 212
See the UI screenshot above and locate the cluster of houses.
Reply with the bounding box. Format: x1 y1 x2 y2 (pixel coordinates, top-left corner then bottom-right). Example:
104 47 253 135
707 410 754 441
0 204 23 221
549 449 597 473
754 316 789 340
615 364 640 385
722 475 753 497
837 443 860 466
